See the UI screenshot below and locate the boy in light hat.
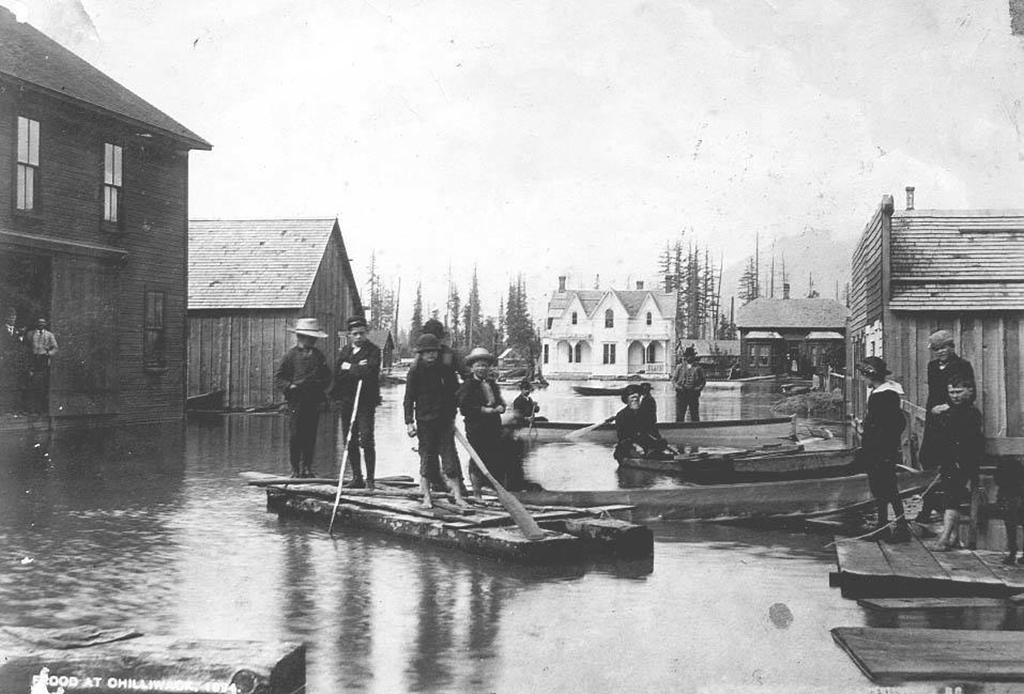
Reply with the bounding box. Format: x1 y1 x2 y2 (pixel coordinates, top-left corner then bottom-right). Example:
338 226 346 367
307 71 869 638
458 347 506 497
274 318 331 477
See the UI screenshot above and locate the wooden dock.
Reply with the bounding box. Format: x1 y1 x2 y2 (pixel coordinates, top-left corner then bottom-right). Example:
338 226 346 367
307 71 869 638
831 534 1024 597
832 627 1024 683
242 472 654 565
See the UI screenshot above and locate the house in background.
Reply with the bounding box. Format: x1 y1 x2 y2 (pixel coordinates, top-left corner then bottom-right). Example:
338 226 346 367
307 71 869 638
0 7 210 425
368 329 395 370
541 277 677 378
187 218 362 410
848 189 1024 459
735 290 848 377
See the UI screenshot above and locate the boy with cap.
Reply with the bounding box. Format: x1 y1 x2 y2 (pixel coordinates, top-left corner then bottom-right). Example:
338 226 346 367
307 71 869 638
420 318 469 382
458 347 506 497
855 356 911 543
511 378 541 425
404 334 467 508
330 316 381 489
274 318 332 478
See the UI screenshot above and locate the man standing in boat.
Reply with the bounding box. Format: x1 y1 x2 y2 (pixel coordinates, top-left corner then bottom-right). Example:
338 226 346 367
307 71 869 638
458 347 506 497
275 318 332 478
331 316 381 490
672 345 706 422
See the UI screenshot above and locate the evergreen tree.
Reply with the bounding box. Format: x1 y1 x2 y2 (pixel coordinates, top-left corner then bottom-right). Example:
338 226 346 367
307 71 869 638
409 281 423 349
738 256 760 305
462 266 483 348
505 276 538 376
447 285 462 347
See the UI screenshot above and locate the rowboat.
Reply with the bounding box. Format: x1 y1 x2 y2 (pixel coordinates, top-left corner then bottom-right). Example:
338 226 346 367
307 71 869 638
514 469 933 521
618 445 857 483
512 415 798 448
572 384 629 397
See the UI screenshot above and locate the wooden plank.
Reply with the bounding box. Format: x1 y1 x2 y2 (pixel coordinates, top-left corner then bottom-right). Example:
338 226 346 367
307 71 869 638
974 550 1024 592
857 597 1015 610
876 535 949 581
982 317 1003 437
1007 316 1022 437
832 627 1024 682
928 549 1004 587
834 539 893 578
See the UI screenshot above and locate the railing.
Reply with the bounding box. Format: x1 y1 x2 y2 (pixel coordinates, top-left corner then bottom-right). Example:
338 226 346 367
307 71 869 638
641 362 668 374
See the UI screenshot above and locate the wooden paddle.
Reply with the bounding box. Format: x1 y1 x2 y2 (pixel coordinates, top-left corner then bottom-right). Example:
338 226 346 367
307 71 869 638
328 379 363 536
453 428 545 541
563 415 615 441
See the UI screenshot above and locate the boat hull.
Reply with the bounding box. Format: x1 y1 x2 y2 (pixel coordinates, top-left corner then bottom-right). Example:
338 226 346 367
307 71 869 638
514 469 932 521
619 447 857 483
514 416 797 448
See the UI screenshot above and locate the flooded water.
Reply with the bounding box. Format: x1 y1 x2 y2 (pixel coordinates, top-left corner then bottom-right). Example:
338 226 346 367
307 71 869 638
0 381 999 692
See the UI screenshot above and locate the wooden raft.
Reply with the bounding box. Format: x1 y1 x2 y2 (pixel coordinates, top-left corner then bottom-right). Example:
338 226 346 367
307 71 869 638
832 627 1024 683
832 533 1024 598
242 472 653 564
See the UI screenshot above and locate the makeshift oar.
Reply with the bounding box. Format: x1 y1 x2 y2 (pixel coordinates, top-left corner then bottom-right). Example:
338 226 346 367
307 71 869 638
453 428 545 541
563 416 614 441
328 379 363 536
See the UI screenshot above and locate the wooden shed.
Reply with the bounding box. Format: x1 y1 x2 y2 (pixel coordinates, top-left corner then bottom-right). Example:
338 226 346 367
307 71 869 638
735 296 848 377
847 192 1024 459
187 218 362 410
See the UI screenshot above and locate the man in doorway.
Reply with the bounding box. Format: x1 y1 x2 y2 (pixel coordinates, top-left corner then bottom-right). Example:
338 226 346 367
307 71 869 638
331 316 381 490
0 309 25 414
25 318 57 415
274 318 331 478
672 345 706 422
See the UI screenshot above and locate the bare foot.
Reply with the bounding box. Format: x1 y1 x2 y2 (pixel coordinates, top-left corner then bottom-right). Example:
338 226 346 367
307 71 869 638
419 499 434 510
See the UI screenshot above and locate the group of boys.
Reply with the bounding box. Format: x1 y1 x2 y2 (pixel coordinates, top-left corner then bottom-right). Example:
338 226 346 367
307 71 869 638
855 329 1021 562
276 315 539 510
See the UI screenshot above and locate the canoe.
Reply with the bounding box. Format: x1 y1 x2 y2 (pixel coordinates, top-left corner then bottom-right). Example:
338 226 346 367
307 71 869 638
514 469 934 521
186 389 225 410
512 415 798 448
619 446 857 482
572 385 628 397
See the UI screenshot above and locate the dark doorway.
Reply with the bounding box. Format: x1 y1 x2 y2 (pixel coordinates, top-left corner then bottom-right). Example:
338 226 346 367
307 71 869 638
0 251 51 415
0 251 51 328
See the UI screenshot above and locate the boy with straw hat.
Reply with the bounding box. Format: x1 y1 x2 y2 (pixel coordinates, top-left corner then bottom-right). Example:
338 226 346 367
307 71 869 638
274 317 331 478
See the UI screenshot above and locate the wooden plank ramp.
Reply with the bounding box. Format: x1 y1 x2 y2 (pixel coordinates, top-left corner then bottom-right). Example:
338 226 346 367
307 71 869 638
241 472 653 564
832 533 1024 598
858 597 1022 611
832 627 1024 683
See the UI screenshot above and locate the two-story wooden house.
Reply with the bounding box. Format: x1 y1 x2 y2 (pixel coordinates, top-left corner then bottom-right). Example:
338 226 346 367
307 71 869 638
541 277 676 378
0 8 210 425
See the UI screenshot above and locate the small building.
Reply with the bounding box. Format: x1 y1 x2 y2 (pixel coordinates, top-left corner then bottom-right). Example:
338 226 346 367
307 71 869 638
541 277 677 378
735 292 848 377
0 7 210 424
187 218 362 410
848 190 1024 459
368 329 395 370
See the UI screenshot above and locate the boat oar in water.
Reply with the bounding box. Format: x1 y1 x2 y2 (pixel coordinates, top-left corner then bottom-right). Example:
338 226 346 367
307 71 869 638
563 416 615 441
328 379 363 536
453 428 545 541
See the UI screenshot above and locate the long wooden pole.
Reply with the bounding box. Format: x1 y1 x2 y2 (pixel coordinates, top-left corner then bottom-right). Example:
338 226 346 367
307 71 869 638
328 379 363 536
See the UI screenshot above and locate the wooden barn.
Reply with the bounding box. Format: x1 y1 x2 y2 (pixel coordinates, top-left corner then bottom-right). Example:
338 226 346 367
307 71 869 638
0 7 210 425
735 292 848 377
187 218 362 410
368 329 395 370
847 190 1024 459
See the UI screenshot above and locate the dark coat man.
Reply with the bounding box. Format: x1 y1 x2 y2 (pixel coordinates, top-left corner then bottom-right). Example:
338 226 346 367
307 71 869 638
0 310 25 414
330 316 382 489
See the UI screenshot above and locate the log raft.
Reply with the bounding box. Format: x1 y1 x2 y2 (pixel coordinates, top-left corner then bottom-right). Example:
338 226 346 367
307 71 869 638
242 472 653 564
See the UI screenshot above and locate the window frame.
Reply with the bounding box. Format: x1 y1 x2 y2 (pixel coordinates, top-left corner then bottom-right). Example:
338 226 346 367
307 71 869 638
102 142 124 228
143 289 167 369
645 312 652 326
604 309 614 329
15 116 41 214
571 311 578 325
602 343 616 364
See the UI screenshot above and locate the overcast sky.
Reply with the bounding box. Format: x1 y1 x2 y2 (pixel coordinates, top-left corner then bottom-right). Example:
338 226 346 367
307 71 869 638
16 0 1024 322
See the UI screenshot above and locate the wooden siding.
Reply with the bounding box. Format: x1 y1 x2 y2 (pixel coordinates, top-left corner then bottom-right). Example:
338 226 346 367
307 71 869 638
849 203 885 333
0 84 192 424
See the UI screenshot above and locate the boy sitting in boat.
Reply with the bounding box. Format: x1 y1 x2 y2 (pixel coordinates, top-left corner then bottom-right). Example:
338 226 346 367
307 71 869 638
511 378 545 425
614 383 675 461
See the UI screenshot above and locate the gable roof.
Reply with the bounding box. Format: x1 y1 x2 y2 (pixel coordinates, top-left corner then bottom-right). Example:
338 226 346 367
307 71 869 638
189 218 351 309
0 7 211 150
736 298 848 329
547 288 676 319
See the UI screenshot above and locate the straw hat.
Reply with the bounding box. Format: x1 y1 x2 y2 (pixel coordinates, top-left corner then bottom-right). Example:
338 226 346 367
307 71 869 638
465 347 495 366
288 317 327 338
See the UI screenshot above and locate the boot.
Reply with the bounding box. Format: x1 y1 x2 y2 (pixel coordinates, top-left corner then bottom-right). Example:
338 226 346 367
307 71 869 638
342 477 365 489
888 520 912 544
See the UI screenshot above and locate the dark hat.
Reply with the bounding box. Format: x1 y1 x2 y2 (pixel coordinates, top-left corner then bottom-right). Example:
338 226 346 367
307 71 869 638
346 316 368 330
621 383 645 404
422 319 446 338
518 378 533 390
683 345 697 360
857 356 890 378
415 334 441 353
465 347 495 366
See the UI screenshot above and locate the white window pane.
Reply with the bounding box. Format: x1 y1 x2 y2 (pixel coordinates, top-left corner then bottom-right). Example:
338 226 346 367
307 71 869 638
104 144 113 184
29 119 39 164
16 166 26 208
113 145 122 185
17 117 28 163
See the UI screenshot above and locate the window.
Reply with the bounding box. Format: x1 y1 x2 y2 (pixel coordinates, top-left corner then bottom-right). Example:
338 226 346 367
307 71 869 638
604 309 614 328
16 116 40 211
571 311 578 325
646 343 656 363
103 143 123 225
546 317 553 330
567 344 573 363
602 343 616 364
144 290 166 368
543 344 549 364
646 312 652 326
574 343 582 363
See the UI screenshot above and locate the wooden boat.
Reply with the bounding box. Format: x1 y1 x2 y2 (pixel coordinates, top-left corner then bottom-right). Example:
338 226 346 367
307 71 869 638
512 415 798 448
572 384 628 397
618 445 857 482
514 469 933 521
186 389 225 410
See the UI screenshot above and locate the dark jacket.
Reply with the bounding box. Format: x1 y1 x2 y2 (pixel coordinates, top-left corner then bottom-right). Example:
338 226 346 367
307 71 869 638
925 355 975 411
458 376 506 436
615 405 663 447
330 340 381 409
403 358 459 424
860 381 905 461
931 403 983 482
512 394 539 419
274 346 331 403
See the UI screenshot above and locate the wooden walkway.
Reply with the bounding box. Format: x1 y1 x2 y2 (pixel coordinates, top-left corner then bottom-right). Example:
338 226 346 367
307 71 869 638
832 534 1024 598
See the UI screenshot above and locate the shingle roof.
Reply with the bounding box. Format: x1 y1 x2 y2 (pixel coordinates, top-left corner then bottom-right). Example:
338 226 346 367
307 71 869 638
547 288 676 319
736 298 848 329
189 219 340 309
0 7 210 149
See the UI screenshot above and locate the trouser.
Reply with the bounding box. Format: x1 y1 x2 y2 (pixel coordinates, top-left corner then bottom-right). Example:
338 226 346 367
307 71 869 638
340 402 377 481
416 417 461 481
288 398 321 474
27 356 50 415
675 390 700 422
468 427 504 488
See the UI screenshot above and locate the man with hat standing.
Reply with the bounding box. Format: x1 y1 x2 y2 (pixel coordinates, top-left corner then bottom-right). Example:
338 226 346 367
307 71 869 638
274 317 331 478
331 316 381 489
458 347 506 497
25 317 57 415
671 345 706 422
855 356 911 543
404 333 467 508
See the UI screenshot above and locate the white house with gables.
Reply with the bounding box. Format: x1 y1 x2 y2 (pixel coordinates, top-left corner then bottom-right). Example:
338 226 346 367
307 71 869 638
541 277 677 377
